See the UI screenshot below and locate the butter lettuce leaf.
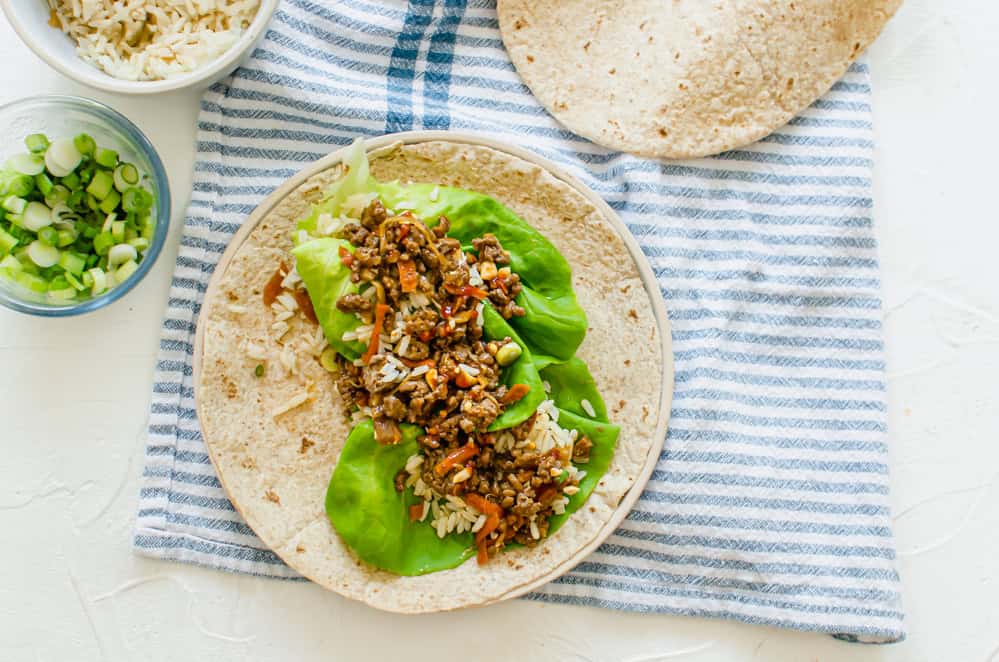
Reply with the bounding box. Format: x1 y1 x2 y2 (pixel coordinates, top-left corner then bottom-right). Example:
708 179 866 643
324 359 618 575
291 238 364 360
326 420 475 575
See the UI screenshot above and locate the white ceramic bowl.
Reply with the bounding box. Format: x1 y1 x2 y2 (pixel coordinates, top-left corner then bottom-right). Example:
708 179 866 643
0 0 278 94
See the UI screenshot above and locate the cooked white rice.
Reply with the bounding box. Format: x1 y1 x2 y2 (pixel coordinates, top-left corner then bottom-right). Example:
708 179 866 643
48 0 260 81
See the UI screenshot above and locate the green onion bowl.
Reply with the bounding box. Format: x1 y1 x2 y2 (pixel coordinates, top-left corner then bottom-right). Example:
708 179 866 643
0 95 170 316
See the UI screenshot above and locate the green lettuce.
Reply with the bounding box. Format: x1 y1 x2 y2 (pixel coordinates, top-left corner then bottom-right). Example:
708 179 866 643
291 238 364 360
324 359 620 575
294 148 587 363
326 421 475 575
482 303 545 431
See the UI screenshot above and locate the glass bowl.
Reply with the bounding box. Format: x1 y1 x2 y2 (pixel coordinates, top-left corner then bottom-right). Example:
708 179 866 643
0 95 170 317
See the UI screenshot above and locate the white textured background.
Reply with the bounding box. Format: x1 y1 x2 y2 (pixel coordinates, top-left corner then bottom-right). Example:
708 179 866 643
1 1 997 659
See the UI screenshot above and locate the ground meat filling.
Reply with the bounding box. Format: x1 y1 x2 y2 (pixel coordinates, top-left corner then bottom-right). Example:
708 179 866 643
330 200 583 562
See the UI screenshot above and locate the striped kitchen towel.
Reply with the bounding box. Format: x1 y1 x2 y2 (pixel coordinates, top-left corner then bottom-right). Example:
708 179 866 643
134 0 904 643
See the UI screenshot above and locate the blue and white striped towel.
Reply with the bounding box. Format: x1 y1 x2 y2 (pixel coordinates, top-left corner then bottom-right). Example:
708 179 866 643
135 0 904 643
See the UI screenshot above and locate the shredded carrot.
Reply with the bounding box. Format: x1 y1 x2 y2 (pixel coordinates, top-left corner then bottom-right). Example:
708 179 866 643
476 539 489 565
293 289 317 324
444 283 489 299
362 303 391 364
398 258 418 293
434 442 479 476
338 245 354 267
475 513 500 547
398 223 411 240
501 383 531 404
465 493 502 518
262 262 288 307
409 503 424 522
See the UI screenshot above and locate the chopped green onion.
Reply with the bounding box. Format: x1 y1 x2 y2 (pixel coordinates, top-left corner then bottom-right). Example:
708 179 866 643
66 189 85 209
85 194 99 212
86 170 114 200
64 271 85 291
56 229 76 248
45 185 71 209
7 153 45 176
93 231 114 256
14 270 48 293
25 134 50 153
48 286 77 301
37 226 59 247
108 243 137 268
58 251 86 276
99 189 120 215
22 202 53 232
3 196 27 215
35 173 54 196
110 220 126 243
86 267 107 295
0 227 18 254
0 254 22 271
26 240 59 268
95 148 118 169
121 187 152 213
61 172 80 190
127 237 149 252
320 347 338 372
113 163 139 192
73 133 96 157
45 138 82 177
9 175 34 197
254 364 265 377
115 258 139 283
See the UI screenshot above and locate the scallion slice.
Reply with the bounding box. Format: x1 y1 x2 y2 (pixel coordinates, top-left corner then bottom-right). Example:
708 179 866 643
7 153 45 176
26 240 59 268
22 202 53 232
113 163 139 192
24 134 50 153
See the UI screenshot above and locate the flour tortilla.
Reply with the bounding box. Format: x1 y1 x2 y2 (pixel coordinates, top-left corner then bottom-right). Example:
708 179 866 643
195 139 667 613
498 0 901 158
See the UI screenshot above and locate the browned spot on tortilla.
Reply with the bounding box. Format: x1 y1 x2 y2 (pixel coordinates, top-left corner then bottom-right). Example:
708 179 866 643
226 290 238 301
296 545 306 553
265 489 281 504
642 405 649 422
624 359 631 366
658 128 669 137
583 40 591 51
241 457 257 470
222 375 238 399
513 17 525 29
300 437 315 454
609 67 616 75
589 506 596 513
526 54 534 63
628 309 638 320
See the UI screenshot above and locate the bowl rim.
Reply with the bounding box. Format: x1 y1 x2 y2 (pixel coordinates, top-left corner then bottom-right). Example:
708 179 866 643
0 0 279 95
0 94 171 317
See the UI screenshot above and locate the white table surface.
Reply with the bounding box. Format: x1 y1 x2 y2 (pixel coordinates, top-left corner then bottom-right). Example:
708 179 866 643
2 1 997 660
